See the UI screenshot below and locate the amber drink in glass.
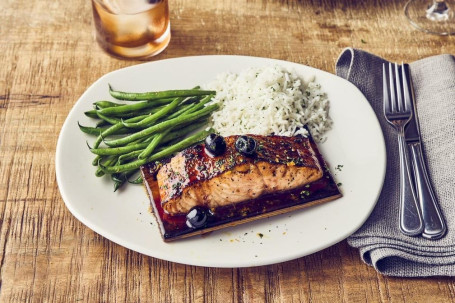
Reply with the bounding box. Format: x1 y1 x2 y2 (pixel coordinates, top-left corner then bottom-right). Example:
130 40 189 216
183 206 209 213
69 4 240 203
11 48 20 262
92 0 170 59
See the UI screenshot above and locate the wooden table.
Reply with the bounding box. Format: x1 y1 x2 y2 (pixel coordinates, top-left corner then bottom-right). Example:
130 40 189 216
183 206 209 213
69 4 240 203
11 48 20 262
1 0 454 301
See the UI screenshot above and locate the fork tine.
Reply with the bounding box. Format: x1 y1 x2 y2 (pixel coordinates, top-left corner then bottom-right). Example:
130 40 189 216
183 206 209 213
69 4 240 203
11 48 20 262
383 63 391 115
388 62 396 113
394 63 404 112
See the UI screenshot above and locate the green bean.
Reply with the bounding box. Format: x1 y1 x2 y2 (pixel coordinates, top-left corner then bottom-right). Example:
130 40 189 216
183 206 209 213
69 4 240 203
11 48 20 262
155 95 213 121
94 125 122 148
94 100 123 109
95 132 160 163
108 91 199 115
111 173 125 183
152 95 212 126
184 95 214 114
90 140 152 156
113 105 166 119
142 135 157 144
122 97 184 129
91 119 204 160
119 121 206 162
96 98 172 117
134 95 199 121
131 135 152 145
112 169 139 192
115 122 204 164
166 103 196 120
116 145 165 164
96 120 110 128
93 115 148 148
84 110 99 119
79 122 108 135
97 105 167 120
97 133 155 156
96 112 121 125
95 156 118 177
138 129 170 160
128 175 143 184
109 86 216 101
78 123 134 136
92 155 102 166
104 104 218 147
99 128 212 174
123 98 195 123
162 121 207 143
117 150 144 164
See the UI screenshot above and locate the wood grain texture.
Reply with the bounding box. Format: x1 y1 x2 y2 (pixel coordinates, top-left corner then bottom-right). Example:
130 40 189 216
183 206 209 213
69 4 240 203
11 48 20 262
1 0 455 302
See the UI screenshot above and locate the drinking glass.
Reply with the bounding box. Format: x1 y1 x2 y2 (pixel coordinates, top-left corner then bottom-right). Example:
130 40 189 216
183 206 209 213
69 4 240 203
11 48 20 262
91 0 171 59
404 0 455 35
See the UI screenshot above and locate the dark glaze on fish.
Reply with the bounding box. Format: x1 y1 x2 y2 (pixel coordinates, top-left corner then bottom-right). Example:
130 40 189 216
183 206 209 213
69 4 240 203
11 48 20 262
144 135 323 215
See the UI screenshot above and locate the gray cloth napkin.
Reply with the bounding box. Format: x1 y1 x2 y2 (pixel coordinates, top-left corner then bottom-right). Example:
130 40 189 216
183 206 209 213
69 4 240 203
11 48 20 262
335 48 455 277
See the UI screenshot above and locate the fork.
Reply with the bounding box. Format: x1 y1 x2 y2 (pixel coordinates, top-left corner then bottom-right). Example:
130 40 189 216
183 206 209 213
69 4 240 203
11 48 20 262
383 63 424 236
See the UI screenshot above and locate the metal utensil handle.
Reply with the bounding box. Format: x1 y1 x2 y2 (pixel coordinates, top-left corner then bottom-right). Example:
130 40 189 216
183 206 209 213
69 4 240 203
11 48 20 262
398 132 424 236
409 143 447 239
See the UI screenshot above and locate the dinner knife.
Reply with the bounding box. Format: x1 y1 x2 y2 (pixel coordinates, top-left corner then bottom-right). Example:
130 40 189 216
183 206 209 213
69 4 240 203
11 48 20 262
402 64 447 239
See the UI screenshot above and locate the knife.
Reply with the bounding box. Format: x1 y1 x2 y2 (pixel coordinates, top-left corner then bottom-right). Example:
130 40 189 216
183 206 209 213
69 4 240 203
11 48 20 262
403 64 447 239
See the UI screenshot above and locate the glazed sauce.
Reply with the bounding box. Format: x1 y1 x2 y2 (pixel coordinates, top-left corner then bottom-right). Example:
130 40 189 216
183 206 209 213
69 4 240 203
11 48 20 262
155 135 321 213
141 135 341 241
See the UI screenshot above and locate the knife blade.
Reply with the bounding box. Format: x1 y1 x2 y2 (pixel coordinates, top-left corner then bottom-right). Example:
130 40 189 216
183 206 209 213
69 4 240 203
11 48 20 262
403 65 420 143
402 64 446 239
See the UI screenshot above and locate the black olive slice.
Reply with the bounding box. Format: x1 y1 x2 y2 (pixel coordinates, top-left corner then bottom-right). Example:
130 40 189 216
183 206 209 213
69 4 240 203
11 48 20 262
235 136 257 156
186 206 210 229
205 133 226 156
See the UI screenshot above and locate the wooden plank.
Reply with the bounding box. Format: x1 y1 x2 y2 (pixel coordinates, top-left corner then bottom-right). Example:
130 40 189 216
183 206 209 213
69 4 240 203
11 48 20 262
1 0 455 302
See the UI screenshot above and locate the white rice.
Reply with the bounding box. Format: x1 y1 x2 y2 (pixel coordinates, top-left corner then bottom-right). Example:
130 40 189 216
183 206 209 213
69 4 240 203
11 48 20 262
203 65 332 142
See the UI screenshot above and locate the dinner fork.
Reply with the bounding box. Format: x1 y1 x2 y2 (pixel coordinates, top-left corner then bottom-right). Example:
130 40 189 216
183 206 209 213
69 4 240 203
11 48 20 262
383 63 424 236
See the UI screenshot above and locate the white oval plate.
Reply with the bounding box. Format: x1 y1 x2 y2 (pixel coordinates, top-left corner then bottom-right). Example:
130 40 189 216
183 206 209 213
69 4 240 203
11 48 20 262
56 55 386 267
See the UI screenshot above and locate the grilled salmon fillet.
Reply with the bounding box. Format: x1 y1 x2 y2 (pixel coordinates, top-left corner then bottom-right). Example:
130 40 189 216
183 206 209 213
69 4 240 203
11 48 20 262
144 135 324 215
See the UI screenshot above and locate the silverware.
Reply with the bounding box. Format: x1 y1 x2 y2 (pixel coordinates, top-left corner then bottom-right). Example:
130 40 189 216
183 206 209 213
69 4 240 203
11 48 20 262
383 62 424 236
402 64 447 239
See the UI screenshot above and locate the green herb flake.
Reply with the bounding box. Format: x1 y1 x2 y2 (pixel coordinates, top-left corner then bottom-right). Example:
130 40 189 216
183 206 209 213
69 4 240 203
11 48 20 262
300 190 310 197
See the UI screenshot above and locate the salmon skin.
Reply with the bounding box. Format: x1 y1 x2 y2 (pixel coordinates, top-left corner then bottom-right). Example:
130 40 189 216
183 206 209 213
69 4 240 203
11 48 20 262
143 135 324 216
